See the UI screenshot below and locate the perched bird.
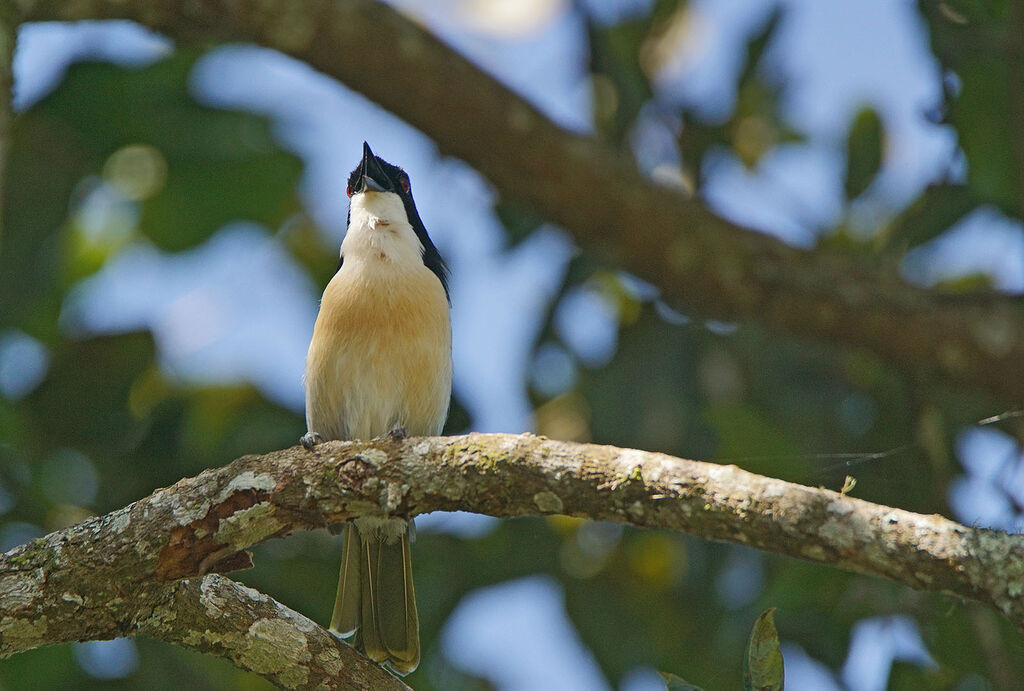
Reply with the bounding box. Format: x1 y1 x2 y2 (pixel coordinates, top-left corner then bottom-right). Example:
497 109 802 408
302 142 451 675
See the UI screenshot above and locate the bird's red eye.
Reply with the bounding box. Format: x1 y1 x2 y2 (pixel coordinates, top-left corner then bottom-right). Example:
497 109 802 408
400 175 410 193
346 185 352 197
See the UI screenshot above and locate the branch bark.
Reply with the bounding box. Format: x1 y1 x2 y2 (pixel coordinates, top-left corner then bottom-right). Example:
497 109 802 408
2 432 1024 673
140 575 410 690
16 0 1024 402
0 513 408 690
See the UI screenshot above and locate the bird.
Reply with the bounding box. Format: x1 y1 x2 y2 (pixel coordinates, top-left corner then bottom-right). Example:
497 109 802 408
301 142 451 675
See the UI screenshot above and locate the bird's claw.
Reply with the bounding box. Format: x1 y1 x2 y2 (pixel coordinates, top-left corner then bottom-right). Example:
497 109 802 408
300 432 325 450
371 426 408 443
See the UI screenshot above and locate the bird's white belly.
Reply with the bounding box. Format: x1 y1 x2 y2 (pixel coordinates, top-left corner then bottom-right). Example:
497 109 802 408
304 259 452 441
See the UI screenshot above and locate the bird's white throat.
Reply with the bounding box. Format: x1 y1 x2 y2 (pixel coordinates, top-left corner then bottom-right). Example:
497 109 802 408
342 191 425 267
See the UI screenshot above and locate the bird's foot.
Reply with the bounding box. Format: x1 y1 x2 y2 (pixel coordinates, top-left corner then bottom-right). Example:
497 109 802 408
300 432 325 450
372 426 408 443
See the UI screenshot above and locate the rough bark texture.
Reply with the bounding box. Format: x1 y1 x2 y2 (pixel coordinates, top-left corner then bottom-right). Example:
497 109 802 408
0 469 409 689
16 0 1024 402
8 570 411 689
140 576 410 690
3 432 1024 677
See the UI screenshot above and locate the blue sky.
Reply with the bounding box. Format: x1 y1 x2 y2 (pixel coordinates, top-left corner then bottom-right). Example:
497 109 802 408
3 1 1024 688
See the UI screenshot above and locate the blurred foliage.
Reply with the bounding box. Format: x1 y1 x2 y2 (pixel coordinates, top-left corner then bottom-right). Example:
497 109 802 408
919 0 1019 217
877 182 976 253
528 2 1024 690
2 3 1024 691
844 107 884 201
676 9 803 182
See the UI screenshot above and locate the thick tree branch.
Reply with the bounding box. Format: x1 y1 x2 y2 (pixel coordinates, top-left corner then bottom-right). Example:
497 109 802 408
0 530 406 689
140 575 410 690
17 0 1024 401
2 433 1024 669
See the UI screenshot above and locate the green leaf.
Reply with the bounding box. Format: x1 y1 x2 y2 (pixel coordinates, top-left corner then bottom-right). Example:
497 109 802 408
659 671 705 691
743 608 785 691
949 52 1017 215
844 107 884 201
679 112 731 183
878 183 975 251
495 199 545 247
738 8 783 87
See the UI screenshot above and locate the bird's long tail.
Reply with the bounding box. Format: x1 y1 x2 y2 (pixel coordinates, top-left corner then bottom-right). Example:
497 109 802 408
330 520 420 675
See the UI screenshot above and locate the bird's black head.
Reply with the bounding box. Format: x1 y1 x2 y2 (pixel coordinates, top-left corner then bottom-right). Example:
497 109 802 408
347 141 409 197
344 142 449 300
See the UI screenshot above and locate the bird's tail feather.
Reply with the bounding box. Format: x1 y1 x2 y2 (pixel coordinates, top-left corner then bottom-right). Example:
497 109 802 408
330 524 361 637
330 521 420 676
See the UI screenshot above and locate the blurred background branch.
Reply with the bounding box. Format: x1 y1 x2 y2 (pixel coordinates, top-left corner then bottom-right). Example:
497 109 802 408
19 0 1024 402
3 433 1024 670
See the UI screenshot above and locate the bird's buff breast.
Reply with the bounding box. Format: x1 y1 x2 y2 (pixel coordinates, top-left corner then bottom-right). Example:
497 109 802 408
304 260 452 441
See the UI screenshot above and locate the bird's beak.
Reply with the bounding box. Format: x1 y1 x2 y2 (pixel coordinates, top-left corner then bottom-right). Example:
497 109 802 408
355 141 392 194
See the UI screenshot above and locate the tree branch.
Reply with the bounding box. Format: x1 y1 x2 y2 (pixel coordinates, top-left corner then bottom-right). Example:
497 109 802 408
0 518 407 690
139 575 411 690
2 433 1024 671
18 0 1024 401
